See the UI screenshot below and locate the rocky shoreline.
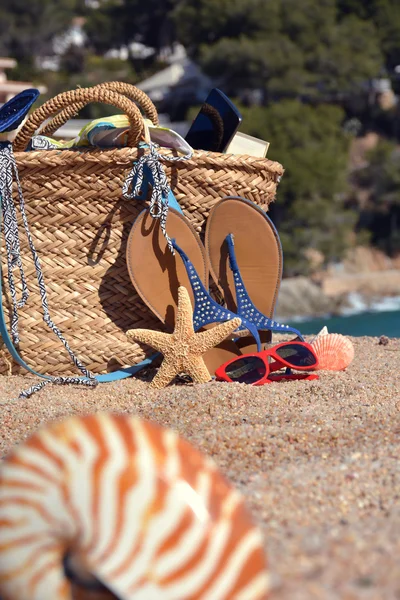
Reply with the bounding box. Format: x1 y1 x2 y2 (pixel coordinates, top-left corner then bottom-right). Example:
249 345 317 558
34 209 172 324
276 247 400 320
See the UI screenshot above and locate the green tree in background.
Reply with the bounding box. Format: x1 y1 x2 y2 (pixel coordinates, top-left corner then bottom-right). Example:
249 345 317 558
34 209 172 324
0 0 398 272
0 0 78 77
240 101 357 275
84 0 176 72
374 1 400 72
336 0 377 19
337 0 400 71
353 140 400 255
174 0 383 100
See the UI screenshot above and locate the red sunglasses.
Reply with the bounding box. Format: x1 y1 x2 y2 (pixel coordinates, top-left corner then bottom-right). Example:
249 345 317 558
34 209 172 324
215 341 319 386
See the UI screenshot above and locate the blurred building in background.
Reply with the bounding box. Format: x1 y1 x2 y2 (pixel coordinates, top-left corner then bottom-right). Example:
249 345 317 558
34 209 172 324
0 58 47 104
136 44 212 121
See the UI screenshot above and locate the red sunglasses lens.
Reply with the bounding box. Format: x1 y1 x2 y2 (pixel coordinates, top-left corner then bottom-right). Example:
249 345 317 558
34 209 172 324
274 343 317 367
224 356 267 384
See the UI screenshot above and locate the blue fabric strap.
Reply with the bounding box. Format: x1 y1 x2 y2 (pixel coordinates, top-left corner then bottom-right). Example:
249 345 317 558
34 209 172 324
140 163 183 214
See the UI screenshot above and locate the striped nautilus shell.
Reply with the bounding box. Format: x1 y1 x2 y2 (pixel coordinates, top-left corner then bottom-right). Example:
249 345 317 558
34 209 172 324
0 413 269 599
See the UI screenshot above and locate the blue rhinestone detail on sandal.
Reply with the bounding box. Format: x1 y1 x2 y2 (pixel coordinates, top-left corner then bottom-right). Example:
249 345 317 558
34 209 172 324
226 234 304 341
171 239 262 351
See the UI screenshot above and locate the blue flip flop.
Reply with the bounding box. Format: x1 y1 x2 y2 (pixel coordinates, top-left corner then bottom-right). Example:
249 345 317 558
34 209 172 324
205 196 303 350
0 89 39 134
126 207 261 375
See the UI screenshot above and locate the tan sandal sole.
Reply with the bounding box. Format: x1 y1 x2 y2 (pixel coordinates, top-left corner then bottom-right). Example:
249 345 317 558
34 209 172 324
126 208 242 375
205 196 282 352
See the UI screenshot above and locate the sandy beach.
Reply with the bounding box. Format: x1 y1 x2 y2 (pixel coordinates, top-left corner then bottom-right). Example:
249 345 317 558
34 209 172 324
0 335 399 599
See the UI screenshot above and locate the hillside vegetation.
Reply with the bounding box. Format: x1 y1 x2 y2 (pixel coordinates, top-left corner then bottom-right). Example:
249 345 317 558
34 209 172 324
1 0 399 275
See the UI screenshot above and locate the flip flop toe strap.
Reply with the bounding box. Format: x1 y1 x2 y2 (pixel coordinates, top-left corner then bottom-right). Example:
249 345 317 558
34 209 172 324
172 240 262 350
226 234 304 341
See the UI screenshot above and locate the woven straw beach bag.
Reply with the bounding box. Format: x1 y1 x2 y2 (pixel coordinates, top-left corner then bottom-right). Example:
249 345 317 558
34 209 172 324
0 82 284 377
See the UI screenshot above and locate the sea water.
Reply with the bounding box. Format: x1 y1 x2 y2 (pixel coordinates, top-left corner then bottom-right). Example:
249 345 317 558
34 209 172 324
289 309 400 337
287 295 400 337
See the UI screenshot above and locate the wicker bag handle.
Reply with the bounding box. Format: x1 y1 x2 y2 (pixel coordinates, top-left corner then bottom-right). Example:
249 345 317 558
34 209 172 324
38 81 159 138
13 86 151 152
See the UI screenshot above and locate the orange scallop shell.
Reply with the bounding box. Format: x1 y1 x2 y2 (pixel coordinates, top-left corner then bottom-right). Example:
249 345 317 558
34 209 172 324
311 333 354 371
